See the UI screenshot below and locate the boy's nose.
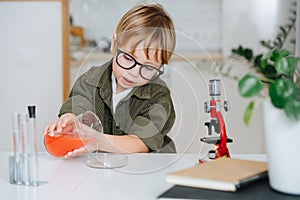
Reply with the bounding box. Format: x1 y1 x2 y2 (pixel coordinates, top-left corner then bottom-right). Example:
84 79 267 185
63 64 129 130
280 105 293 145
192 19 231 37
128 64 140 77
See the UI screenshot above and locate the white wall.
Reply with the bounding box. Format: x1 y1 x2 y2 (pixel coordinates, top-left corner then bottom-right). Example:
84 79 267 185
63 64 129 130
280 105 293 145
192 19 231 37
221 0 296 57
70 0 222 52
0 2 63 151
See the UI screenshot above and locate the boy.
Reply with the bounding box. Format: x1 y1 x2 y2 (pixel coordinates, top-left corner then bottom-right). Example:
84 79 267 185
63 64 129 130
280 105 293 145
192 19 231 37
44 4 176 157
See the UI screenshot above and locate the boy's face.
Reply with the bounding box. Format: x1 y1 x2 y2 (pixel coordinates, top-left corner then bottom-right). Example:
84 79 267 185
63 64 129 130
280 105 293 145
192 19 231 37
112 42 162 93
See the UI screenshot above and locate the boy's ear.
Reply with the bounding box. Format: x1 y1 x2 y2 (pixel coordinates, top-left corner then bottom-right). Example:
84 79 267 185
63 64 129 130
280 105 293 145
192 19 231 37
110 32 117 54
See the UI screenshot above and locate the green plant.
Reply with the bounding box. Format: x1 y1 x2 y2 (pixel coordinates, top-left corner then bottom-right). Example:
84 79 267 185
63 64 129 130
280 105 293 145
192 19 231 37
234 46 300 125
231 1 300 125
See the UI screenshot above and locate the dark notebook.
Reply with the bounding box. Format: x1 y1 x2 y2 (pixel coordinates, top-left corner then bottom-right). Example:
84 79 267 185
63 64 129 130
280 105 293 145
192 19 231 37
158 179 300 200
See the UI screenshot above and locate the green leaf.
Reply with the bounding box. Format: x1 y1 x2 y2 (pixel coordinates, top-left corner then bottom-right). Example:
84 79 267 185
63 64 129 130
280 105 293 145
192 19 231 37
260 50 272 69
254 54 263 68
276 37 283 48
275 57 297 75
244 48 253 60
232 46 242 55
287 57 299 72
279 26 287 37
260 57 268 69
231 46 253 61
287 57 298 73
278 49 291 57
264 49 275 60
269 78 297 108
238 74 263 97
260 64 278 79
275 57 288 75
244 101 255 126
284 100 300 120
271 49 290 62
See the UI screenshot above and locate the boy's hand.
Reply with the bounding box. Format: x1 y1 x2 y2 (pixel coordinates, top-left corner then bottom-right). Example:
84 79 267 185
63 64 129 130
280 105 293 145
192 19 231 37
44 113 76 136
44 112 103 158
64 142 100 159
64 147 88 158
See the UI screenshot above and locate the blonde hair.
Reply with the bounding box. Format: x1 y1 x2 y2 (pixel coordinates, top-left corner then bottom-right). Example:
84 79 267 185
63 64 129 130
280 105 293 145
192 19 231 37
113 4 176 64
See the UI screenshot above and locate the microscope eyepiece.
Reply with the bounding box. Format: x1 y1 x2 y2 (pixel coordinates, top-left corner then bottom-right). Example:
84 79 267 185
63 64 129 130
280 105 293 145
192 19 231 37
209 79 221 96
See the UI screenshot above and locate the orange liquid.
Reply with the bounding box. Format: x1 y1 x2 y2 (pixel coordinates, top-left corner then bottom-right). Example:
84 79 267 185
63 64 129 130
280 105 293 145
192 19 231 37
44 133 87 158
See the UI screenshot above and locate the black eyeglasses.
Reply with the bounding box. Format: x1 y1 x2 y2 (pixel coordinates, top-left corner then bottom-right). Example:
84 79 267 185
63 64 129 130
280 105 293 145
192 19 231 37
116 49 164 81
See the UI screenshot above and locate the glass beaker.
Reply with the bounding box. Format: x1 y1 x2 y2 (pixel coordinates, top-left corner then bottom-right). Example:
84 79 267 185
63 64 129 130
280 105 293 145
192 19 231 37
44 111 127 168
44 111 100 158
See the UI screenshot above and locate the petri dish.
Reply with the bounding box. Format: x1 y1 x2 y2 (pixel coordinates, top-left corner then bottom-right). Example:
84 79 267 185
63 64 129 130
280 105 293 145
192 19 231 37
86 153 128 169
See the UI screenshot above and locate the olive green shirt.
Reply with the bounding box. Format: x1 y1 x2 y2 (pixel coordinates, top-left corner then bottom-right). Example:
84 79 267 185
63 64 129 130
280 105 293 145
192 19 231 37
59 60 176 153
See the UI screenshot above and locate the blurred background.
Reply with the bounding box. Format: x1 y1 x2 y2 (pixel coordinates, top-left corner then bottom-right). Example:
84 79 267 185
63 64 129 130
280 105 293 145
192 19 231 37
1 0 299 154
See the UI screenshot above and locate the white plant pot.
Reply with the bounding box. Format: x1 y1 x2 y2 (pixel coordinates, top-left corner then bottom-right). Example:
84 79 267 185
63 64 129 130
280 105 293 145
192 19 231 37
263 98 300 195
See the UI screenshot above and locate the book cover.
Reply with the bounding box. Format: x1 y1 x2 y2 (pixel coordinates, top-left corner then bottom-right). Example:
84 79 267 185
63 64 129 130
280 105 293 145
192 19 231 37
165 157 268 192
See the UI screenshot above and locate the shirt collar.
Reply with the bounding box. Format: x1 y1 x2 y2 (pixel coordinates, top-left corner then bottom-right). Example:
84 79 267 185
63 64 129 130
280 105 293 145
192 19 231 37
111 72 133 95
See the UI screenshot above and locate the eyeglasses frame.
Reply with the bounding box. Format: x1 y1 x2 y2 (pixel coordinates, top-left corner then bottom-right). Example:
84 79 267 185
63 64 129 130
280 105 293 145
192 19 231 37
115 49 164 81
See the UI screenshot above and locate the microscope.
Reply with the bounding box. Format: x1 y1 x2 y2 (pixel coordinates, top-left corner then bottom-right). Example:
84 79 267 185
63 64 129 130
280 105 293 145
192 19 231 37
201 79 232 160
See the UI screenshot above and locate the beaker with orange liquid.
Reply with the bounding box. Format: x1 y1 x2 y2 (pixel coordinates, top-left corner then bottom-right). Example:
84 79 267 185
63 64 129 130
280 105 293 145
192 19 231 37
44 111 128 168
44 132 87 158
44 111 103 158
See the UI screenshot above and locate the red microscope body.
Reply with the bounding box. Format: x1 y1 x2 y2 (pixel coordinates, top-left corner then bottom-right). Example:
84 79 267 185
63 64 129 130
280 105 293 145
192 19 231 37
201 79 232 159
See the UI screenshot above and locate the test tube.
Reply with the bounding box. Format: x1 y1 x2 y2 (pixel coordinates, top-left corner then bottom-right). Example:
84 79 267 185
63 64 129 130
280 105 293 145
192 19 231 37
27 106 38 186
20 113 29 185
12 113 22 184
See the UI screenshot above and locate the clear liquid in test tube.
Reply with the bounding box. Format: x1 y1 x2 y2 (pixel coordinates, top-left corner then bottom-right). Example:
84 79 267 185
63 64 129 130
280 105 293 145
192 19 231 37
20 113 29 185
12 113 23 184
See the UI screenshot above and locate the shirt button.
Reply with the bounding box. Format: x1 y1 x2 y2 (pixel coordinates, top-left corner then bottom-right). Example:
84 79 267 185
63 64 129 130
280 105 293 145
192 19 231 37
115 122 121 129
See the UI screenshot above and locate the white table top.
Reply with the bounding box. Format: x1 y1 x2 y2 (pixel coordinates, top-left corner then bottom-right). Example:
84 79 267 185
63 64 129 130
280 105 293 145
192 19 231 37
0 152 267 200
